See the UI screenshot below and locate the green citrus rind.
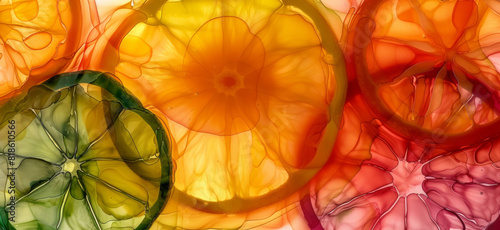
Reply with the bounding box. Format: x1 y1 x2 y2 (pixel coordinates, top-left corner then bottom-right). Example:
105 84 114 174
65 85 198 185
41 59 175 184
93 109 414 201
0 71 173 230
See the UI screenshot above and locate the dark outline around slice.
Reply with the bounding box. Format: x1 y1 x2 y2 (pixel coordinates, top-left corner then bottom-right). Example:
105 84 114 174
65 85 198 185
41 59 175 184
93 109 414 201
0 70 173 230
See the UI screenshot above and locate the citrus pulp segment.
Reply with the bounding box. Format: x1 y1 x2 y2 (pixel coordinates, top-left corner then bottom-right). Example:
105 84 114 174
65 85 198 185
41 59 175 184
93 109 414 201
0 0 97 98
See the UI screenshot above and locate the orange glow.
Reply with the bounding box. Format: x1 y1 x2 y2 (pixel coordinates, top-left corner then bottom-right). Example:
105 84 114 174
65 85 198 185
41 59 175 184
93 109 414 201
7 0 500 229
0 0 97 98
346 0 500 147
85 0 346 217
166 17 263 135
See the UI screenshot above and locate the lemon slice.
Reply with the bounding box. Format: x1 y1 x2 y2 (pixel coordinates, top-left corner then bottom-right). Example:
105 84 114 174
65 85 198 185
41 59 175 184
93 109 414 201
0 71 173 229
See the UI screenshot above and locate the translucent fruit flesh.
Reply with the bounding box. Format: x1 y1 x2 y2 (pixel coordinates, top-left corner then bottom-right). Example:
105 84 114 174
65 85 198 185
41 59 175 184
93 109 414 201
86 0 347 214
306 96 500 230
0 71 172 230
346 0 500 147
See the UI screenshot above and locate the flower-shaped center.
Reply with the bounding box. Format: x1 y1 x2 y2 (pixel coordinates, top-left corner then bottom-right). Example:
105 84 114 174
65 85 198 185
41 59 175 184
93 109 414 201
213 68 244 95
61 157 82 177
221 76 236 88
391 160 425 196
165 16 265 135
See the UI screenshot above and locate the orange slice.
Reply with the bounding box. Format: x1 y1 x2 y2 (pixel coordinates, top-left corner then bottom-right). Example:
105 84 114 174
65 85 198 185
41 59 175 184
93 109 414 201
0 0 96 98
86 0 347 213
346 0 500 147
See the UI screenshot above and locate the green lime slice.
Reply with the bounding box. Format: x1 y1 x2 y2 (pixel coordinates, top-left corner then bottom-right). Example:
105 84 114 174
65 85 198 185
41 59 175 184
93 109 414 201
0 71 173 230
